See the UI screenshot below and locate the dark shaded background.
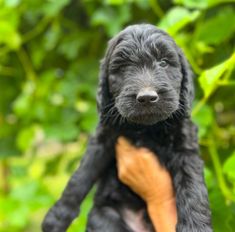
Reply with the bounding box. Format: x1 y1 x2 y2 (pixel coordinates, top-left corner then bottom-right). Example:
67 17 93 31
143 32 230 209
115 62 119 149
0 0 235 231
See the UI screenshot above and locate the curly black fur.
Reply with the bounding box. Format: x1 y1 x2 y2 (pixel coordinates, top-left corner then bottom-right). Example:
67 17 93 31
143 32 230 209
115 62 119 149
42 24 213 232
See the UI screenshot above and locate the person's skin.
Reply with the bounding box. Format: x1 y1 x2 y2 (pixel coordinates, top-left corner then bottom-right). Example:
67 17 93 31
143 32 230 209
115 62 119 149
116 136 177 232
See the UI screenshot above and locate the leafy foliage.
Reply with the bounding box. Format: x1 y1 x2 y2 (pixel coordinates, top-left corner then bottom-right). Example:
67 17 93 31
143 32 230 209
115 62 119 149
0 0 234 231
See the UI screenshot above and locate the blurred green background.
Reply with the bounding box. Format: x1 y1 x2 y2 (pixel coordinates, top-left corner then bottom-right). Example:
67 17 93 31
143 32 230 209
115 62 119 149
0 0 235 231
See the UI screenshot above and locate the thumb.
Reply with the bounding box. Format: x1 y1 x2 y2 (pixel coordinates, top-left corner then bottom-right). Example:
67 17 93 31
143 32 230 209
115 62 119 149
116 136 135 157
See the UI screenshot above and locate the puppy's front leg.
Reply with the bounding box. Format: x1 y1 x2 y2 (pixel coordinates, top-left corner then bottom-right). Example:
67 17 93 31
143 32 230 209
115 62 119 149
171 152 212 232
170 120 212 232
42 132 114 232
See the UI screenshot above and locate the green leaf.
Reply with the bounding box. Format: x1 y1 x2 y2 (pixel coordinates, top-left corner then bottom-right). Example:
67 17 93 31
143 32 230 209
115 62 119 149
223 152 235 181
4 0 21 7
192 103 213 138
44 122 79 142
158 7 200 35
204 167 215 190
0 21 21 49
68 191 94 232
58 32 89 60
196 7 235 45
13 81 35 116
42 0 70 16
199 53 235 98
79 110 98 133
133 0 150 9
91 5 131 36
174 0 233 9
209 188 235 232
0 138 20 158
6 204 29 228
16 126 37 151
105 0 125 4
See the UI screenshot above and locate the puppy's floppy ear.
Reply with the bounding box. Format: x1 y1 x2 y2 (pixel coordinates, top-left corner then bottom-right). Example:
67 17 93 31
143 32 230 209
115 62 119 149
97 35 122 116
178 48 194 116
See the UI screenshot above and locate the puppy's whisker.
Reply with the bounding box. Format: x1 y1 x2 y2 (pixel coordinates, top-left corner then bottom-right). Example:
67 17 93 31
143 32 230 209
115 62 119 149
103 105 117 115
103 101 115 110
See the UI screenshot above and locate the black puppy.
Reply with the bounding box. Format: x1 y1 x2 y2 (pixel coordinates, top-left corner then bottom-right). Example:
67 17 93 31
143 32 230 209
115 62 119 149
42 24 212 232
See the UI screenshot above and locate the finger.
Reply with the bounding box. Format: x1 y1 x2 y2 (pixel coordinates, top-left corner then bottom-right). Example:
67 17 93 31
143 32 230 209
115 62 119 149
117 136 132 147
116 147 131 165
116 157 128 181
116 145 133 167
116 136 135 156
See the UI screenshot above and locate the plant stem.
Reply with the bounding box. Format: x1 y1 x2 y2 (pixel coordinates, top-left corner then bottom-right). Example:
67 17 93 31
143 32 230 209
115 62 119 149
208 136 235 202
0 159 10 195
16 48 37 81
22 17 51 43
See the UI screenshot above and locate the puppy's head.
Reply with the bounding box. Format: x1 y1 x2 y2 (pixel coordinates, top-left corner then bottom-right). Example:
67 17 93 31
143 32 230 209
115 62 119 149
98 24 193 126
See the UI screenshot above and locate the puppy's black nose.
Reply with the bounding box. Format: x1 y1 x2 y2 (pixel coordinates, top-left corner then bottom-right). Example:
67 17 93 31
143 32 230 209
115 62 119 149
136 89 159 104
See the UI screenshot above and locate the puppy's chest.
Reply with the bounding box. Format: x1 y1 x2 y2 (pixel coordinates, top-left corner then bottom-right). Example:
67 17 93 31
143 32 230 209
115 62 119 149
121 128 174 159
98 130 174 202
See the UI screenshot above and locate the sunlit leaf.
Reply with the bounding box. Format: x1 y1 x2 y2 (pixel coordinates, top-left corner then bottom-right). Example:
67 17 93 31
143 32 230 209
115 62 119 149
105 0 125 4
16 126 36 151
174 0 233 9
0 21 21 49
13 81 35 116
199 54 234 97
223 152 235 181
158 7 200 34
4 0 21 7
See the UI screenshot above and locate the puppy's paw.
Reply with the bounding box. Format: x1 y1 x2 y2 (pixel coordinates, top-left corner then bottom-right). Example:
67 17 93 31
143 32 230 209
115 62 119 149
42 211 63 232
42 203 80 232
42 206 68 232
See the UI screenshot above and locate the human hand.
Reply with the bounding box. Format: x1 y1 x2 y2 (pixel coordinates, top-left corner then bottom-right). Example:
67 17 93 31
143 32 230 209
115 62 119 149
116 136 175 205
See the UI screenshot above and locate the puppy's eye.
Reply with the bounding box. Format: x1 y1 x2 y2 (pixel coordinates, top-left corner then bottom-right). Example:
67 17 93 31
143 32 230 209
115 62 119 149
159 59 168 68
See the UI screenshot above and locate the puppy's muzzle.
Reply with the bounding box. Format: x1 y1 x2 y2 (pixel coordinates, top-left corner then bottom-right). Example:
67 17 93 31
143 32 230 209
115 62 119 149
136 88 159 105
